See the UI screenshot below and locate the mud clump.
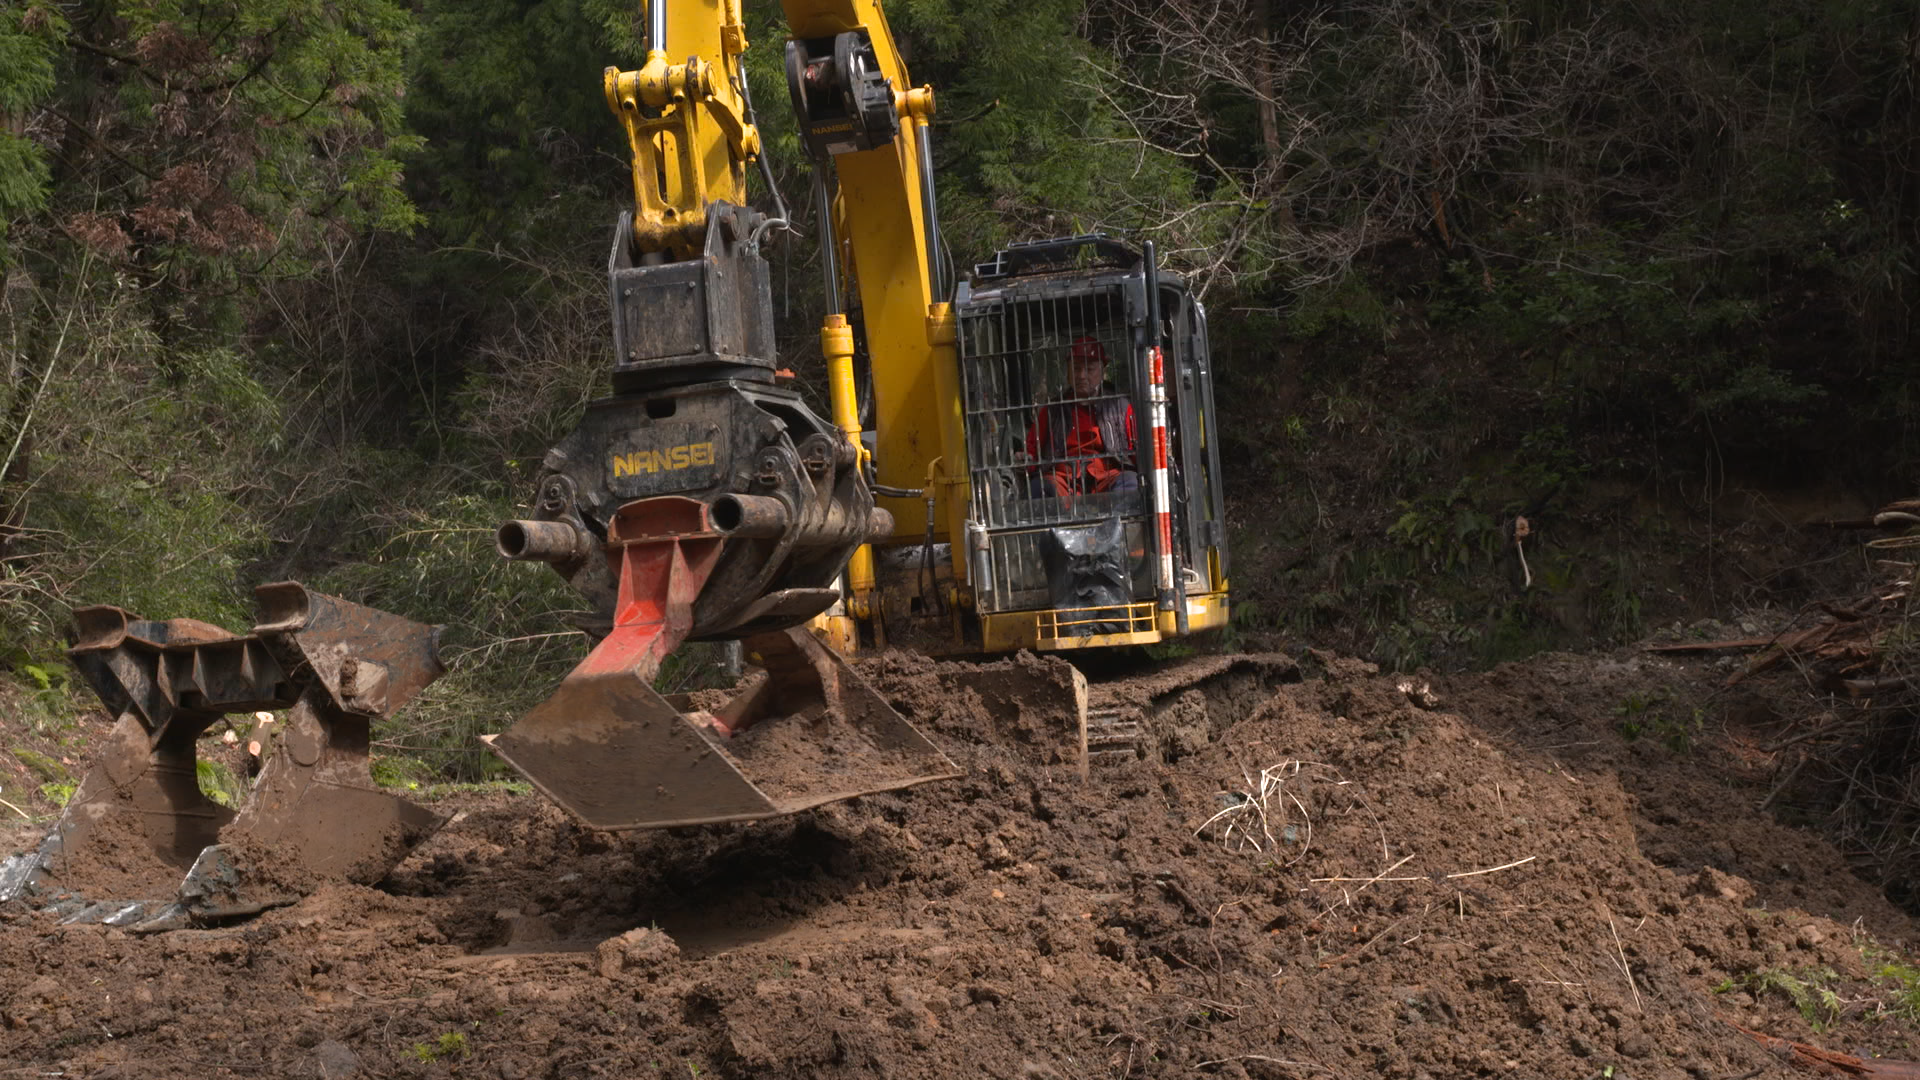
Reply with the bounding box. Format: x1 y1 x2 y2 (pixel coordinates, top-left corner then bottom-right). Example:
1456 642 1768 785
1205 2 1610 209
595 925 680 978
3 647 1919 1078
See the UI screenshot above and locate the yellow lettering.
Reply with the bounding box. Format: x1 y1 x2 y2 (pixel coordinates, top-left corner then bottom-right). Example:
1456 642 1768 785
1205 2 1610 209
610 442 716 479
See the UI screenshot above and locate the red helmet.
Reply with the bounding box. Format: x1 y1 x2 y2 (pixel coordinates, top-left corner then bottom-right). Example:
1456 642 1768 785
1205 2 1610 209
1069 335 1107 364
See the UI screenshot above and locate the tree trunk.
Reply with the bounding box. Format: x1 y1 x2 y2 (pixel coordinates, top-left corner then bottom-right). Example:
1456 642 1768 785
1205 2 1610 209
1250 0 1296 230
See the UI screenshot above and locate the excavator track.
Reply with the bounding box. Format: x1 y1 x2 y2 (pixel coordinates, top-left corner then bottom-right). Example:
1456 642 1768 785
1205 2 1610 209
881 650 1300 777
1079 653 1303 771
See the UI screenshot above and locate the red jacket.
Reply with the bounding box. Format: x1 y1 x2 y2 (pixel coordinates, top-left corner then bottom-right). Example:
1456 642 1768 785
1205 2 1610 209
1026 395 1136 494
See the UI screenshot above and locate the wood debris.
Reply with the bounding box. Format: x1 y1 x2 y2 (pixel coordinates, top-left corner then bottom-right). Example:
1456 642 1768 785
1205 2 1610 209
1733 1022 1920 1077
1645 499 1919 695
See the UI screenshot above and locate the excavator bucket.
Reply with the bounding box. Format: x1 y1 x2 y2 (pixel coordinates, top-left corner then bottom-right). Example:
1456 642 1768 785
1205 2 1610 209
0 584 447 929
486 496 960 830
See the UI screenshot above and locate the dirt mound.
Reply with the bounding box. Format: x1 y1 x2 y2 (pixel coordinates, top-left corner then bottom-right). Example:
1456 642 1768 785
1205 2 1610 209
3 647 1919 1078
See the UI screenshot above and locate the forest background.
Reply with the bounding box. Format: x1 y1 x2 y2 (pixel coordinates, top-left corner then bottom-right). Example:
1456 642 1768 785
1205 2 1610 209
0 0 1915 783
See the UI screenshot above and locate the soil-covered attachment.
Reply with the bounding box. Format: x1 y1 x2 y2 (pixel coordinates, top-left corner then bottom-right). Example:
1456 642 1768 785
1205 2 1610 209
0 584 446 930
486 497 960 830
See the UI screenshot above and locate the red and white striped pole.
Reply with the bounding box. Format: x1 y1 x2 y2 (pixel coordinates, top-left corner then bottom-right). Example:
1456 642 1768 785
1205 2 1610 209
1146 344 1176 614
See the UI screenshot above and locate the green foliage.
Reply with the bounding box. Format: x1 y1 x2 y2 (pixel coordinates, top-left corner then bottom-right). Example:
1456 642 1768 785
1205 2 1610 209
0 132 51 224
1510 425 1588 499
18 662 59 694
6 658 74 734
1721 966 1842 1032
370 756 428 790
311 490 586 783
1428 246 1830 453
1289 275 1392 341
196 759 247 809
0 6 59 116
879 0 1203 257
1386 482 1499 575
10 746 67 786
29 0 424 279
404 0 631 244
409 1031 470 1062
1 0 432 669
17 287 268 629
1614 692 1701 752
0 3 64 225
1873 957 1920 1025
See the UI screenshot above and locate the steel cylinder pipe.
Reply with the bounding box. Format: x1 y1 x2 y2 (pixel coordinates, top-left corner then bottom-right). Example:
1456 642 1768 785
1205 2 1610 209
497 520 587 563
710 493 789 538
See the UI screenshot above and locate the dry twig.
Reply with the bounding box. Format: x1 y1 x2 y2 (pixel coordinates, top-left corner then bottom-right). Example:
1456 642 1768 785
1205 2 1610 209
1310 854 1534 883
1605 907 1643 1015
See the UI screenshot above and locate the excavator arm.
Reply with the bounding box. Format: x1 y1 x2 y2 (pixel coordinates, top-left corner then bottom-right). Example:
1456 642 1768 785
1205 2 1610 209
481 0 962 828
778 0 970 636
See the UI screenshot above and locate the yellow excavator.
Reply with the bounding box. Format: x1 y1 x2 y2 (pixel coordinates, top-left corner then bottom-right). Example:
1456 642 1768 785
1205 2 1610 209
0 0 1230 929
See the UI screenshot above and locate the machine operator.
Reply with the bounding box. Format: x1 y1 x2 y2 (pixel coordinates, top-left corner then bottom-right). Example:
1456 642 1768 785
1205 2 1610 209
1025 335 1139 498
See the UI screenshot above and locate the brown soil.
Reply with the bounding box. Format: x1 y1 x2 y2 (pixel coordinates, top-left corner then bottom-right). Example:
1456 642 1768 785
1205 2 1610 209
4 646 1920 1079
27 795 210 907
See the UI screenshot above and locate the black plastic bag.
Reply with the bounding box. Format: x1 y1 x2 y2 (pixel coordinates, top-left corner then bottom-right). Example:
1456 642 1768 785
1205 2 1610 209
1041 516 1133 636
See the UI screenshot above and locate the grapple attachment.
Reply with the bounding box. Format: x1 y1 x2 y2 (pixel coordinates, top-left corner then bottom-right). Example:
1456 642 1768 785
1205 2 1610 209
0 584 446 929
486 496 959 830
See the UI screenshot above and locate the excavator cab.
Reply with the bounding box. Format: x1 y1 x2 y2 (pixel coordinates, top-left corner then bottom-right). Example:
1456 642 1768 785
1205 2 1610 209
955 236 1230 651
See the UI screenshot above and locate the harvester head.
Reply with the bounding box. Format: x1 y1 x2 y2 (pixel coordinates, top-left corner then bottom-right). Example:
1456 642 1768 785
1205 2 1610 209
0 584 447 930
486 496 961 830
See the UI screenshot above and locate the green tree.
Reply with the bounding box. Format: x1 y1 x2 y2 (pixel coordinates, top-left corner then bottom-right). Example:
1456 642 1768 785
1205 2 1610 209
403 0 637 246
2 0 426 650
0 3 65 233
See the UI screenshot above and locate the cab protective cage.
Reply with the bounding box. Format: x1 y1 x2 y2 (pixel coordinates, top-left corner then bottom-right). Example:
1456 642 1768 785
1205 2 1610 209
952 235 1230 648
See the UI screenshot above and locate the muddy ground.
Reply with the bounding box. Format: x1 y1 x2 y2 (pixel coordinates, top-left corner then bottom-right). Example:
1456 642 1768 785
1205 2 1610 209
4 643 1920 1079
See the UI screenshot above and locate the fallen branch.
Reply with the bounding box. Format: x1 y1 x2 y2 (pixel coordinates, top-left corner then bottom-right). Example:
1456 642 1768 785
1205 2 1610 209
1842 675 1913 698
1643 638 1776 653
1724 623 1841 688
1732 1022 1920 1077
